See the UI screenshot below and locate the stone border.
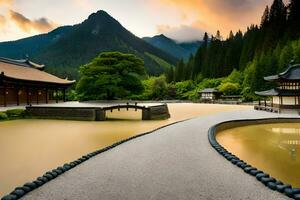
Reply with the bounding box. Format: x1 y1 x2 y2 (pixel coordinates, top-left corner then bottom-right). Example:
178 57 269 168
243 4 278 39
208 118 300 200
1 119 188 200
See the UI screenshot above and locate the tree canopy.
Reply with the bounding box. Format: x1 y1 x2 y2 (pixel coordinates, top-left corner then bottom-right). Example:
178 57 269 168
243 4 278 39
76 52 146 100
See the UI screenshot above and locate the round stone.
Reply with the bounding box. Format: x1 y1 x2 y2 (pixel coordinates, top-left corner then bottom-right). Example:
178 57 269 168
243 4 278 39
37 176 48 183
256 173 269 180
294 194 300 200
24 182 37 189
276 184 291 193
1 194 18 200
63 164 71 170
54 169 63 174
57 166 64 170
21 186 31 193
284 188 294 197
292 188 300 194
261 177 275 185
50 171 58 177
43 173 53 180
267 182 277 190
11 189 25 197
34 180 44 186
250 170 261 176
244 167 255 173
231 159 239 164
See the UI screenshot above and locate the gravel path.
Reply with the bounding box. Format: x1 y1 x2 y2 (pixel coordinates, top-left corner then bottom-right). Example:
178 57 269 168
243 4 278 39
22 110 298 200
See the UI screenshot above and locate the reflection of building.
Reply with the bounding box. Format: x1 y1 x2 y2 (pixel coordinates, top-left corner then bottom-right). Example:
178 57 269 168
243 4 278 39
0 57 75 107
272 127 299 161
200 88 221 102
255 64 300 112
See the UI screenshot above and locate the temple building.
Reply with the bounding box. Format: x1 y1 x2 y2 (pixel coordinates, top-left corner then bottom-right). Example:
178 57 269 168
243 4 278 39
255 64 300 112
200 88 221 103
0 57 75 107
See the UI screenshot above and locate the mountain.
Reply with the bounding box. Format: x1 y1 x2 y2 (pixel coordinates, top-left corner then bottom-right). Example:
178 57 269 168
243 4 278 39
0 26 73 59
0 10 177 79
143 34 202 61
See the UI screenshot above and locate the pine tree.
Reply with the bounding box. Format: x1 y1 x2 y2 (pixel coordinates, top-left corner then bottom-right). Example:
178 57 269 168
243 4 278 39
184 55 194 80
260 6 270 28
192 32 209 79
262 0 287 51
166 67 175 83
215 30 222 41
175 59 185 82
287 0 300 39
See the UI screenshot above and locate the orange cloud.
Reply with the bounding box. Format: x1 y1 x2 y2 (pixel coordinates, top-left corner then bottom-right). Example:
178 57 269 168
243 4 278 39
0 0 12 6
0 15 5 26
159 0 272 36
9 10 58 33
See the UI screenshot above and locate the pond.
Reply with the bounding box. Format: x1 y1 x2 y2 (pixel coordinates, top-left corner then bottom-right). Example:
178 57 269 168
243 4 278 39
0 103 250 196
217 122 300 188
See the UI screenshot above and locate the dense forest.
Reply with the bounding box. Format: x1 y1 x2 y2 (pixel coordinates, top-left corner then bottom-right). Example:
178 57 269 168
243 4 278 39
165 0 300 101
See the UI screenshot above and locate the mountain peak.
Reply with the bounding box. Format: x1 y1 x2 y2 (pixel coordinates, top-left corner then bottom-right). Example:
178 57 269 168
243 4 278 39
86 10 117 24
155 34 171 40
91 10 110 17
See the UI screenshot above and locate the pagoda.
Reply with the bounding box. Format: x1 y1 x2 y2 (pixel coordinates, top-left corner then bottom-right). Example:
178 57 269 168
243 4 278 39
255 64 300 112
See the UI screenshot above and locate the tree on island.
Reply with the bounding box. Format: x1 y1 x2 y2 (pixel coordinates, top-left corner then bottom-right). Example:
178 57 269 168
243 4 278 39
76 52 146 100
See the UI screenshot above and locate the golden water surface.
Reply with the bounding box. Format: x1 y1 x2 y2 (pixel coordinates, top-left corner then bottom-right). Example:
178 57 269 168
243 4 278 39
0 103 250 196
217 123 300 187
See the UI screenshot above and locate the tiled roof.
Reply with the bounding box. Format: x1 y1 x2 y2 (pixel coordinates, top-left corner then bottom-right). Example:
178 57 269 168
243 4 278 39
264 64 300 81
200 88 220 93
0 58 75 85
255 88 300 96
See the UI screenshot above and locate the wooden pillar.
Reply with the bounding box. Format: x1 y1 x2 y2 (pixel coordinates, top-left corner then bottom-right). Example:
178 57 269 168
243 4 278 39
56 89 58 103
271 98 273 107
63 88 66 102
36 89 39 105
16 88 20 106
26 89 29 105
3 85 6 107
46 89 48 104
264 99 267 107
258 99 261 106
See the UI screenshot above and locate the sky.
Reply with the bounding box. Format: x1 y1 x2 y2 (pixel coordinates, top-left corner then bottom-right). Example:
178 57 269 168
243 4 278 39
0 0 275 42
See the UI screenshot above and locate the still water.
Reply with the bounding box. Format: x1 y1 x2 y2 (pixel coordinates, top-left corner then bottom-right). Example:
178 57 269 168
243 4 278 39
0 103 250 196
217 123 300 187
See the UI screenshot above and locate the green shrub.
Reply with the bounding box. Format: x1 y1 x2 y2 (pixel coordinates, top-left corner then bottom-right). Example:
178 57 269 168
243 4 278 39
218 82 241 96
0 112 8 120
6 109 27 119
175 80 196 99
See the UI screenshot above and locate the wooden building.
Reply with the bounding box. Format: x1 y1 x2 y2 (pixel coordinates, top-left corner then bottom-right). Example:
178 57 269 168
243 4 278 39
0 57 75 107
255 64 300 111
200 88 221 102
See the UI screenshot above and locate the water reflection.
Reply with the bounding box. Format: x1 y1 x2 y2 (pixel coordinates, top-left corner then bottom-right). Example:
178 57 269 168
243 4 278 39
217 123 300 187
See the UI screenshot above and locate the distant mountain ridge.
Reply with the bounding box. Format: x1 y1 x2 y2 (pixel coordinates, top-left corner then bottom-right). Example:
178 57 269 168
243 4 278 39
143 34 202 61
0 10 178 79
0 26 73 59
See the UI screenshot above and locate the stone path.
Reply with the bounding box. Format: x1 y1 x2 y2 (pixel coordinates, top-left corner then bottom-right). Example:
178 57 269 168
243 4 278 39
22 110 298 200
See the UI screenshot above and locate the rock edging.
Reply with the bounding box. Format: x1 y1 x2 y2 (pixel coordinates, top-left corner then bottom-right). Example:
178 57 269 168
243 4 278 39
208 118 300 200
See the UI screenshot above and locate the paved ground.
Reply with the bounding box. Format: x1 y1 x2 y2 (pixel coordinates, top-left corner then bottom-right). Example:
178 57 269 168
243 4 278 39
22 110 298 200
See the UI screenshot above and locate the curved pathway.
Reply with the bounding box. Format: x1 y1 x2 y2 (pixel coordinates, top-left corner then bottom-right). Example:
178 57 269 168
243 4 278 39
22 110 298 200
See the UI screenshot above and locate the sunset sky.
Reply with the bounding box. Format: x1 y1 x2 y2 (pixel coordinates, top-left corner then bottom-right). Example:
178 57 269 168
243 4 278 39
0 0 275 42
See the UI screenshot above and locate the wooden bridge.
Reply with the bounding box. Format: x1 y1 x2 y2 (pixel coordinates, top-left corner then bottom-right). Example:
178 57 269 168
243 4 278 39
26 102 171 121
